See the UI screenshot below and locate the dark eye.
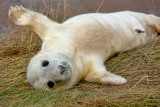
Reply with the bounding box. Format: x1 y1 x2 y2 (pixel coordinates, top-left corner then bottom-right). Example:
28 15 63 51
47 81 54 88
42 60 49 67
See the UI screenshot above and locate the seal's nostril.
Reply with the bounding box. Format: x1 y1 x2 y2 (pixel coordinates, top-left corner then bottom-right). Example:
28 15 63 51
42 60 49 67
58 65 66 70
47 81 54 88
58 65 66 74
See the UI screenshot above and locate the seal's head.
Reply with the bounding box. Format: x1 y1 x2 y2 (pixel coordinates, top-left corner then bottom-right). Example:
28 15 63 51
27 51 72 90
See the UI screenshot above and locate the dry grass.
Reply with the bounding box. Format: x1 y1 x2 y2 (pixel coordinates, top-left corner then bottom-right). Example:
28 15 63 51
0 0 160 107
0 27 41 56
0 43 160 107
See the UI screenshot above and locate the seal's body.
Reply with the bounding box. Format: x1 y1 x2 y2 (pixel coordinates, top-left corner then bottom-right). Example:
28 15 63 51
9 6 160 90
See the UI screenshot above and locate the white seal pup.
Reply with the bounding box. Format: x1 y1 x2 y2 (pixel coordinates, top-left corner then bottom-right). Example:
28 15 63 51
9 6 160 90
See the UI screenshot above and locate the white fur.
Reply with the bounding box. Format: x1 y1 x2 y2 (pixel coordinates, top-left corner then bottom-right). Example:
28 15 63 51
9 6 160 90
101 74 127 85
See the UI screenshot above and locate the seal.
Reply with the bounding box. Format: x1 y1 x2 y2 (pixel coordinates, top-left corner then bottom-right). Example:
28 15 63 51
8 6 160 90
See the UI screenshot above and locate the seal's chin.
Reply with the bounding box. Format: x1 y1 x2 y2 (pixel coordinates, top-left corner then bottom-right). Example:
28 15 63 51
56 74 73 90
46 80 71 91
46 69 72 91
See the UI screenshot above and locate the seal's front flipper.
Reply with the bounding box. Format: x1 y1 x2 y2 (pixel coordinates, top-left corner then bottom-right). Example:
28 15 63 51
8 5 62 41
85 64 127 85
100 73 127 85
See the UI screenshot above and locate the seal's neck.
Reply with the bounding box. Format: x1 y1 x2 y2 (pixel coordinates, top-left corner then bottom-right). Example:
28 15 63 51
66 53 88 89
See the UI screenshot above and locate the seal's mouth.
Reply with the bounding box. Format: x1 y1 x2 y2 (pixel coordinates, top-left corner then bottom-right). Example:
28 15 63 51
58 70 73 90
47 80 70 91
46 68 72 90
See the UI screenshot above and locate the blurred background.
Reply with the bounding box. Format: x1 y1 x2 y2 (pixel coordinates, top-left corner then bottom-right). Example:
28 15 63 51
0 0 160 35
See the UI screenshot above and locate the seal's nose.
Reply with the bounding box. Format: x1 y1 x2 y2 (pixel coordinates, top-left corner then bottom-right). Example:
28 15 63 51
47 81 54 88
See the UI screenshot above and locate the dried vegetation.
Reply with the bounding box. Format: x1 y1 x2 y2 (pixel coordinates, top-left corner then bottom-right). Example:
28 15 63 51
0 0 160 107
